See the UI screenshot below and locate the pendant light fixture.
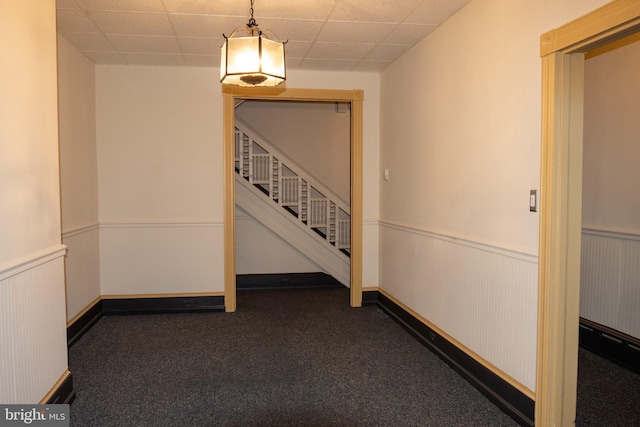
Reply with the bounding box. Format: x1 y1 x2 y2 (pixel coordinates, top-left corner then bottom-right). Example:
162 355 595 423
220 0 286 87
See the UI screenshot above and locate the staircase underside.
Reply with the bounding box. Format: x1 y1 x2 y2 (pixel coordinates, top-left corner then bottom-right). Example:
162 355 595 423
236 174 351 287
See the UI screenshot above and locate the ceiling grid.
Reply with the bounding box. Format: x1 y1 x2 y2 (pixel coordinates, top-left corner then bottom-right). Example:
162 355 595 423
56 0 470 71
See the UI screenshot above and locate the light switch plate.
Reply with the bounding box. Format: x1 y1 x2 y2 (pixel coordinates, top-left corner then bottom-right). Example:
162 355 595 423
530 190 537 212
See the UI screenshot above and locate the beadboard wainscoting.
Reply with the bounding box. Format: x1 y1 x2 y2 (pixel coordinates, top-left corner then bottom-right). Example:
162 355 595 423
379 220 538 393
581 226 640 340
99 220 225 296
62 224 101 322
0 246 70 403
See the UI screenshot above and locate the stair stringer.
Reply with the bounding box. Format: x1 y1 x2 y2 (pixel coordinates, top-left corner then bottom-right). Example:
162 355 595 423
236 174 351 287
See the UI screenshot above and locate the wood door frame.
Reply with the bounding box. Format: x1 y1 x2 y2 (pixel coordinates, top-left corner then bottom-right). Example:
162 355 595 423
222 86 364 312
537 1 640 424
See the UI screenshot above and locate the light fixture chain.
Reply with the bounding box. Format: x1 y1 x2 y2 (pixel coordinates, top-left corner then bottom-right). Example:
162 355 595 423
248 0 257 28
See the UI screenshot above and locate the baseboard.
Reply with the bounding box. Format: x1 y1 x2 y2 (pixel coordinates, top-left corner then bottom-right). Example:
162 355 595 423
579 318 640 375
377 292 534 427
101 295 225 315
236 272 344 290
68 295 224 348
42 370 75 405
67 299 103 347
362 289 379 306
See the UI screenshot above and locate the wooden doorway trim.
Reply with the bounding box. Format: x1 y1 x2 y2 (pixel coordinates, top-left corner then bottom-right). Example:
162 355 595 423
537 1 640 425
222 86 364 312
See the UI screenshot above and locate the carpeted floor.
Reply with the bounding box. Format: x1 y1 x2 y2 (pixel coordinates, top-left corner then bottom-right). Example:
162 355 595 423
68 287 640 426
576 347 640 426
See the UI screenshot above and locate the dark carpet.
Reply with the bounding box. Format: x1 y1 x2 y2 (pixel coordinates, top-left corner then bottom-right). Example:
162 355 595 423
69 288 518 426
576 347 640 426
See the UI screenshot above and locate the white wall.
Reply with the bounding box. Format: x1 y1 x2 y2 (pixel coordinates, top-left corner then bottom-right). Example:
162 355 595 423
581 39 640 339
0 5 62 261
583 40 640 232
96 65 225 295
236 208 323 274
0 0 68 403
379 0 610 393
96 66 380 294
57 35 101 321
236 100 351 204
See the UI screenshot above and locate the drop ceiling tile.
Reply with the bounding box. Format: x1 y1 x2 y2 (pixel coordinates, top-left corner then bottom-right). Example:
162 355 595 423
57 9 101 34
284 41 312 58
166 0 333 19
178 37 223 56
316 21 395 44
306 42 375 61
383 23 436 45
352 60 390 72
184 55 220 67
122 53 186 66
108 35 181 54
285 57 304 69
404 0 471 25
82 51 128 64
171 15 241 38
163 0 242 15
60 33 115 52
56 0 470 70
88 10 174 36
364 44 411 61
253 18 325 42
299 58 359 71
75 0 167 13
328 0 422 24
56 0 80 10
257 0 337 20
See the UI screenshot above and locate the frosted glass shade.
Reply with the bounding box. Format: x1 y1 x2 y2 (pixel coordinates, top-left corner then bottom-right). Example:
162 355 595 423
220 34 285 87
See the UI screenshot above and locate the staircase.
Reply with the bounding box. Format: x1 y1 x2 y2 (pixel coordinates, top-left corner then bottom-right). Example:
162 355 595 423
234 120 351 286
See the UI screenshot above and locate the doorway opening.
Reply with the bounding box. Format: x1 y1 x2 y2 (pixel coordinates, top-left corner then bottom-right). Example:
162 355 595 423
537 2 640 424
234 99 352 292
222 87 364 312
